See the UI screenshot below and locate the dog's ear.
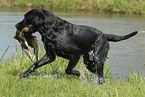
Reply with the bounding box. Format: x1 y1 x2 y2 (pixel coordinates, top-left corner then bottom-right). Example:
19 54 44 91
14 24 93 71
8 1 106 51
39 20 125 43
25 9 45 26
32 11 45 26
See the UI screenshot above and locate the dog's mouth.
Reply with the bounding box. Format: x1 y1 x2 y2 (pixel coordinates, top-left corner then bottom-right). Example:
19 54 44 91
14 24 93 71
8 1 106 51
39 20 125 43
17 27 30 34
14 27 30 39
21 27 29 32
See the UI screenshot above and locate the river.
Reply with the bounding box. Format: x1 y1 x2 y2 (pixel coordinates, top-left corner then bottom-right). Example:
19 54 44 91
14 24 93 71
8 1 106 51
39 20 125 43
0 8 145 79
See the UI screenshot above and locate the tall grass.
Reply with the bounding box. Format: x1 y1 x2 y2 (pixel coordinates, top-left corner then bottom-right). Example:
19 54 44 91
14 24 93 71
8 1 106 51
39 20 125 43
0 43 144 96
0 45 10 62
1 0 145 14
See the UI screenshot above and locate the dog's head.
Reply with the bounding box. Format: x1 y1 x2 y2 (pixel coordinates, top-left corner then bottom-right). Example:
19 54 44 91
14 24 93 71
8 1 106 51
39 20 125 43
15 8 47 33
15 8 57 34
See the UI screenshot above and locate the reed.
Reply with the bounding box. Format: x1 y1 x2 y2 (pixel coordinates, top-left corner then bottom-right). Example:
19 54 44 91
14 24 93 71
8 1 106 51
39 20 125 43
0 45 10 62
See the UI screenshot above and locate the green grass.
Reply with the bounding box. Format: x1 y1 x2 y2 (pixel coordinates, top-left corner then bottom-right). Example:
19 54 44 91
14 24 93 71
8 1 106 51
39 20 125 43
1 0 145 14
0 44 145 97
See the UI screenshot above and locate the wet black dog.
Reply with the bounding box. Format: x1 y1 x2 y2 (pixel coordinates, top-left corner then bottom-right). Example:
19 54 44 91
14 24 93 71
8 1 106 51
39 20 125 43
15 8 138 84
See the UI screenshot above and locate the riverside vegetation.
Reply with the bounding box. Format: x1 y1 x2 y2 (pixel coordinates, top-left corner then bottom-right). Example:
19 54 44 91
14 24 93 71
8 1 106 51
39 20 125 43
0 43 144 96
0 0 145 14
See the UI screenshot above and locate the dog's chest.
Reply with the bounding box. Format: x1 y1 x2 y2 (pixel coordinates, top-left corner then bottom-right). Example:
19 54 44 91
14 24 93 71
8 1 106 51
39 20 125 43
55 32 81 53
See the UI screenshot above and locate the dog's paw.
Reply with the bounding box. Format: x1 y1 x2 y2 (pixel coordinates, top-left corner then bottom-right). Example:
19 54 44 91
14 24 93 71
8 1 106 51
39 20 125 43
73 70 80 77
19 72 29 78
65 69 80 77
98 77 105 84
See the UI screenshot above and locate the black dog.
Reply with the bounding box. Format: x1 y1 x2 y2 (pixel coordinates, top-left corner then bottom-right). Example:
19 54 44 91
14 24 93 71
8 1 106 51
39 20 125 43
15 8 138 84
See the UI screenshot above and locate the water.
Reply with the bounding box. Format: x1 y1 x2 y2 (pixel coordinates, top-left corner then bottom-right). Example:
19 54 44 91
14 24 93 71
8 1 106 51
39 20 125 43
0 8 145 79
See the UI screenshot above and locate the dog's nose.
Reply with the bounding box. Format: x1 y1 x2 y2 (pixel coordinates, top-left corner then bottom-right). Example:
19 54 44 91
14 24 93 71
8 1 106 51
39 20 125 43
15 23 19 29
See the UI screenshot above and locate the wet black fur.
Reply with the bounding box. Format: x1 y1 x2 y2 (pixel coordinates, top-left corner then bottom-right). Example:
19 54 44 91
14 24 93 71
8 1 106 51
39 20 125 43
15 8 138 84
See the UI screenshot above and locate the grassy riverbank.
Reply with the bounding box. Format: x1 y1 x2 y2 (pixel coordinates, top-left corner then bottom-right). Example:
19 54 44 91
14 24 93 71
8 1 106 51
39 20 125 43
0 44 145 96
0 0 145 14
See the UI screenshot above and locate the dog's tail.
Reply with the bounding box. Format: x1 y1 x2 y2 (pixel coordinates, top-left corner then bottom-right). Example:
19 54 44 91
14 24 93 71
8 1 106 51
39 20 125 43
106 31 138 42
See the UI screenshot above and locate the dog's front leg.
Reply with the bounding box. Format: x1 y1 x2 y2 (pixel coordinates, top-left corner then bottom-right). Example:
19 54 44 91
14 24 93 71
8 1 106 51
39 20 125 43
19 54 55 78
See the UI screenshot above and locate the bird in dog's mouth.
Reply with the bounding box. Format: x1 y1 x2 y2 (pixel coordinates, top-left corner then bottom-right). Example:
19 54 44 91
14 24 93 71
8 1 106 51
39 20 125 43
14 27 39 62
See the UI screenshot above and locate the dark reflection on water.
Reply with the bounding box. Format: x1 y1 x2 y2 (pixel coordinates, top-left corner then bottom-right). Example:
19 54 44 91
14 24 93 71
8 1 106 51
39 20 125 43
0 8 145 79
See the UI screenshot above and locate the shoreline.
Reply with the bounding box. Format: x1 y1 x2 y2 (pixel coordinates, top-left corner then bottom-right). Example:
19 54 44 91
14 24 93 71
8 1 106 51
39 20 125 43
0 0 145 15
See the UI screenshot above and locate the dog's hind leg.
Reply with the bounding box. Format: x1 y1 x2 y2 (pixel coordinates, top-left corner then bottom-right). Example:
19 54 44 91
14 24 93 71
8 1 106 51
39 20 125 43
84 41 109 84
95 42 109 84
19 54 56 78
65 54 80 77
